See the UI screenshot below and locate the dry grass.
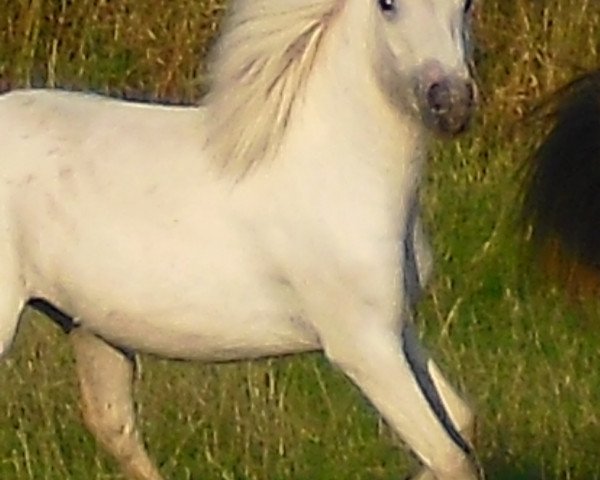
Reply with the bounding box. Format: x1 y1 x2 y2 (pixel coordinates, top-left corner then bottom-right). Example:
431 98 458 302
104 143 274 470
0 0 225 100
0 0 599 479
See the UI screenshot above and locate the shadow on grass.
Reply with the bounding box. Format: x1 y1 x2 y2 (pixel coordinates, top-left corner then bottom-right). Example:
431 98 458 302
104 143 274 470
483 454 595 480
485 461 547 480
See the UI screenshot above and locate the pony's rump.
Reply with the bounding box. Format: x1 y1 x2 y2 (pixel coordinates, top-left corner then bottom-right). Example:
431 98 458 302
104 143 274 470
522 70 600 293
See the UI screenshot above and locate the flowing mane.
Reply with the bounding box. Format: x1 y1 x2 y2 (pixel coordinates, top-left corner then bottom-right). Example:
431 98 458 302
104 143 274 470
204 0 344 177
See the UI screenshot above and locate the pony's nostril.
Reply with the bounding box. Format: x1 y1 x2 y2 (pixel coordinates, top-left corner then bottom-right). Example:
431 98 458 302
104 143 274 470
421 77 474 136
427 81 452 114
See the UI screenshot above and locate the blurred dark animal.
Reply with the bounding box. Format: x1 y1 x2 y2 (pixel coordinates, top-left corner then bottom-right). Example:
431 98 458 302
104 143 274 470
522 69 600 296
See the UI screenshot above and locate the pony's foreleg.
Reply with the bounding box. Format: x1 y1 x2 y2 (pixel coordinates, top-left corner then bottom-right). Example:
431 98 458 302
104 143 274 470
402 323 476 480
70 329 164 480
319 310 478 480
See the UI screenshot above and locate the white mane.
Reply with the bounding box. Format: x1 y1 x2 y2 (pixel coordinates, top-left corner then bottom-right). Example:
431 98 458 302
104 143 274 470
204 0 344 177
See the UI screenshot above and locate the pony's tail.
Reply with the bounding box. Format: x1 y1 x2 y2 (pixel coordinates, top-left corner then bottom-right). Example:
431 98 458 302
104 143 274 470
521 69 600 296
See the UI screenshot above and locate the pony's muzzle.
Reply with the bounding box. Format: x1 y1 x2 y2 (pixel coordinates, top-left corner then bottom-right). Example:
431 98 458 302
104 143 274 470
416 67 475 137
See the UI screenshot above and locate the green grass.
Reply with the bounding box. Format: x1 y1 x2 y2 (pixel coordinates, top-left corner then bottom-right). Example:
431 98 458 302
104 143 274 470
1 0 599 479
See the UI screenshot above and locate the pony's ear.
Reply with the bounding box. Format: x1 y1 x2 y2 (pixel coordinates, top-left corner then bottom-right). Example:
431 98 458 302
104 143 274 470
521 69 600 299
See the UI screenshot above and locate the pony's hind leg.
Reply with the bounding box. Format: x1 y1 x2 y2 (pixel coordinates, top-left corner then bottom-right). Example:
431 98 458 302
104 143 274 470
71 329 164 480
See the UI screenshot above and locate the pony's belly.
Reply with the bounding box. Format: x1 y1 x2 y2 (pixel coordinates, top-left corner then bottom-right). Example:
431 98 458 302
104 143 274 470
78 307 321 361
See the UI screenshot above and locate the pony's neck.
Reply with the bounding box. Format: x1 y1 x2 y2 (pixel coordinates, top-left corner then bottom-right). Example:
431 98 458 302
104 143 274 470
295 4 426 186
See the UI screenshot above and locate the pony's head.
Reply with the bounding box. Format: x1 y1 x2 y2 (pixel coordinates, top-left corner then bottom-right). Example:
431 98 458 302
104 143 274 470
206 0 477 176
368 0 476 136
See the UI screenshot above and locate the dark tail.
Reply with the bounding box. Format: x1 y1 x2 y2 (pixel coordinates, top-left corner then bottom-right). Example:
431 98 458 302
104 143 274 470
521 70 600 295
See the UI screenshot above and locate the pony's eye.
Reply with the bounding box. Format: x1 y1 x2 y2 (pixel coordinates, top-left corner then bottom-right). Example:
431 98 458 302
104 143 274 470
378 0 397 14
464 0 473 14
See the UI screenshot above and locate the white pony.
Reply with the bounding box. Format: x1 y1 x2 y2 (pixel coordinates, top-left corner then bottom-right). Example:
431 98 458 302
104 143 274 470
0 0 479 479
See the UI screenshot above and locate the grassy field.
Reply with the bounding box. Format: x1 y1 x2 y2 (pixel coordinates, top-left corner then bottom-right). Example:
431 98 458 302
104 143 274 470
0 0 599 479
